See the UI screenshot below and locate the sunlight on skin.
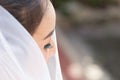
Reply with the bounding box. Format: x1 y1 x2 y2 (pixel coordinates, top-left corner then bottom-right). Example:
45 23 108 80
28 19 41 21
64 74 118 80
33 1 56 62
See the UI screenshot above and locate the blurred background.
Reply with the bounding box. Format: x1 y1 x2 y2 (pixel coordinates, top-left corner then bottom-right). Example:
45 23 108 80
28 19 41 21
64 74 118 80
52 0 120 80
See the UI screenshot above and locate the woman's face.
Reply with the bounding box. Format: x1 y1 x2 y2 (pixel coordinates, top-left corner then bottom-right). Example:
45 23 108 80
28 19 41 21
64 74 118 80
33 1 56 62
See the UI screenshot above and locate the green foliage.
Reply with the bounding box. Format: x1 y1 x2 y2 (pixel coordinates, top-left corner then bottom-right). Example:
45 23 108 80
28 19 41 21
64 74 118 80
52 0 73 8
79 0 118 8
52 0 118 17
53 0 118 9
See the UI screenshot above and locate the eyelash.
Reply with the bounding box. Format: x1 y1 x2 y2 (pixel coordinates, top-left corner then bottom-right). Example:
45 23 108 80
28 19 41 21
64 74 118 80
44 43 53 49
44 34 54 49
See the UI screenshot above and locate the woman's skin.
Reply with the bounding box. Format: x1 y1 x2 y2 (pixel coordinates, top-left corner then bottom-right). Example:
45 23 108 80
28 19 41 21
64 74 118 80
33 1 56 62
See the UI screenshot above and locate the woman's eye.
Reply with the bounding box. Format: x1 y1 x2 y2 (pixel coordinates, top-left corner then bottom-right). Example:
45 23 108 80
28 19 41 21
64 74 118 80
44 43 53 49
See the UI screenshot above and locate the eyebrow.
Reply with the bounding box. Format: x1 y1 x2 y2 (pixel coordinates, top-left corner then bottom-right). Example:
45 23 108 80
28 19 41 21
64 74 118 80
44 30 54 40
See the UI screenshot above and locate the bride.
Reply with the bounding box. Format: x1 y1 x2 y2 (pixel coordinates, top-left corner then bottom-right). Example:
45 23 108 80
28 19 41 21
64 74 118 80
0 0 62 80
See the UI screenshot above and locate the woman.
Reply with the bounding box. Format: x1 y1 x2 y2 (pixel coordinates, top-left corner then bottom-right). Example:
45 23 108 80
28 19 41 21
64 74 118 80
0 0 62 80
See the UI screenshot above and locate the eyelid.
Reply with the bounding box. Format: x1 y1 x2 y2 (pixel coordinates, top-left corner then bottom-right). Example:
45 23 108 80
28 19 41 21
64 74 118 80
44 30 54 40
44 37 55 49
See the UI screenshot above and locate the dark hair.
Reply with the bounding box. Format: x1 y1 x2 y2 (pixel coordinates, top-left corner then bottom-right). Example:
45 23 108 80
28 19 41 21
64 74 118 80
0 0 44 35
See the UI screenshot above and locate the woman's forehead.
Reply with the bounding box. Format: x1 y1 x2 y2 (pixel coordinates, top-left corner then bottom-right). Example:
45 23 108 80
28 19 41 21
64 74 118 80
33 1 56 40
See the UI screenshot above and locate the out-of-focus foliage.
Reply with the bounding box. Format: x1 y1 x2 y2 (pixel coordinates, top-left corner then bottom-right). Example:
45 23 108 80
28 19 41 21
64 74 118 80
52 0 72 8
52 0 119 18
79 0 118 8
53 0 118 9
52 0 73 17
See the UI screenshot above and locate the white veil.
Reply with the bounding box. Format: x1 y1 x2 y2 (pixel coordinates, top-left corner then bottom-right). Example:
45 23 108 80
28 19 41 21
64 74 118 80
0 6 62 80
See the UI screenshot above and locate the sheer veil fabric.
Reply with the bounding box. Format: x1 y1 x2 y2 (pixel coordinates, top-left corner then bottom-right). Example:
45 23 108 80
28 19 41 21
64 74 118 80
0 6 63 80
